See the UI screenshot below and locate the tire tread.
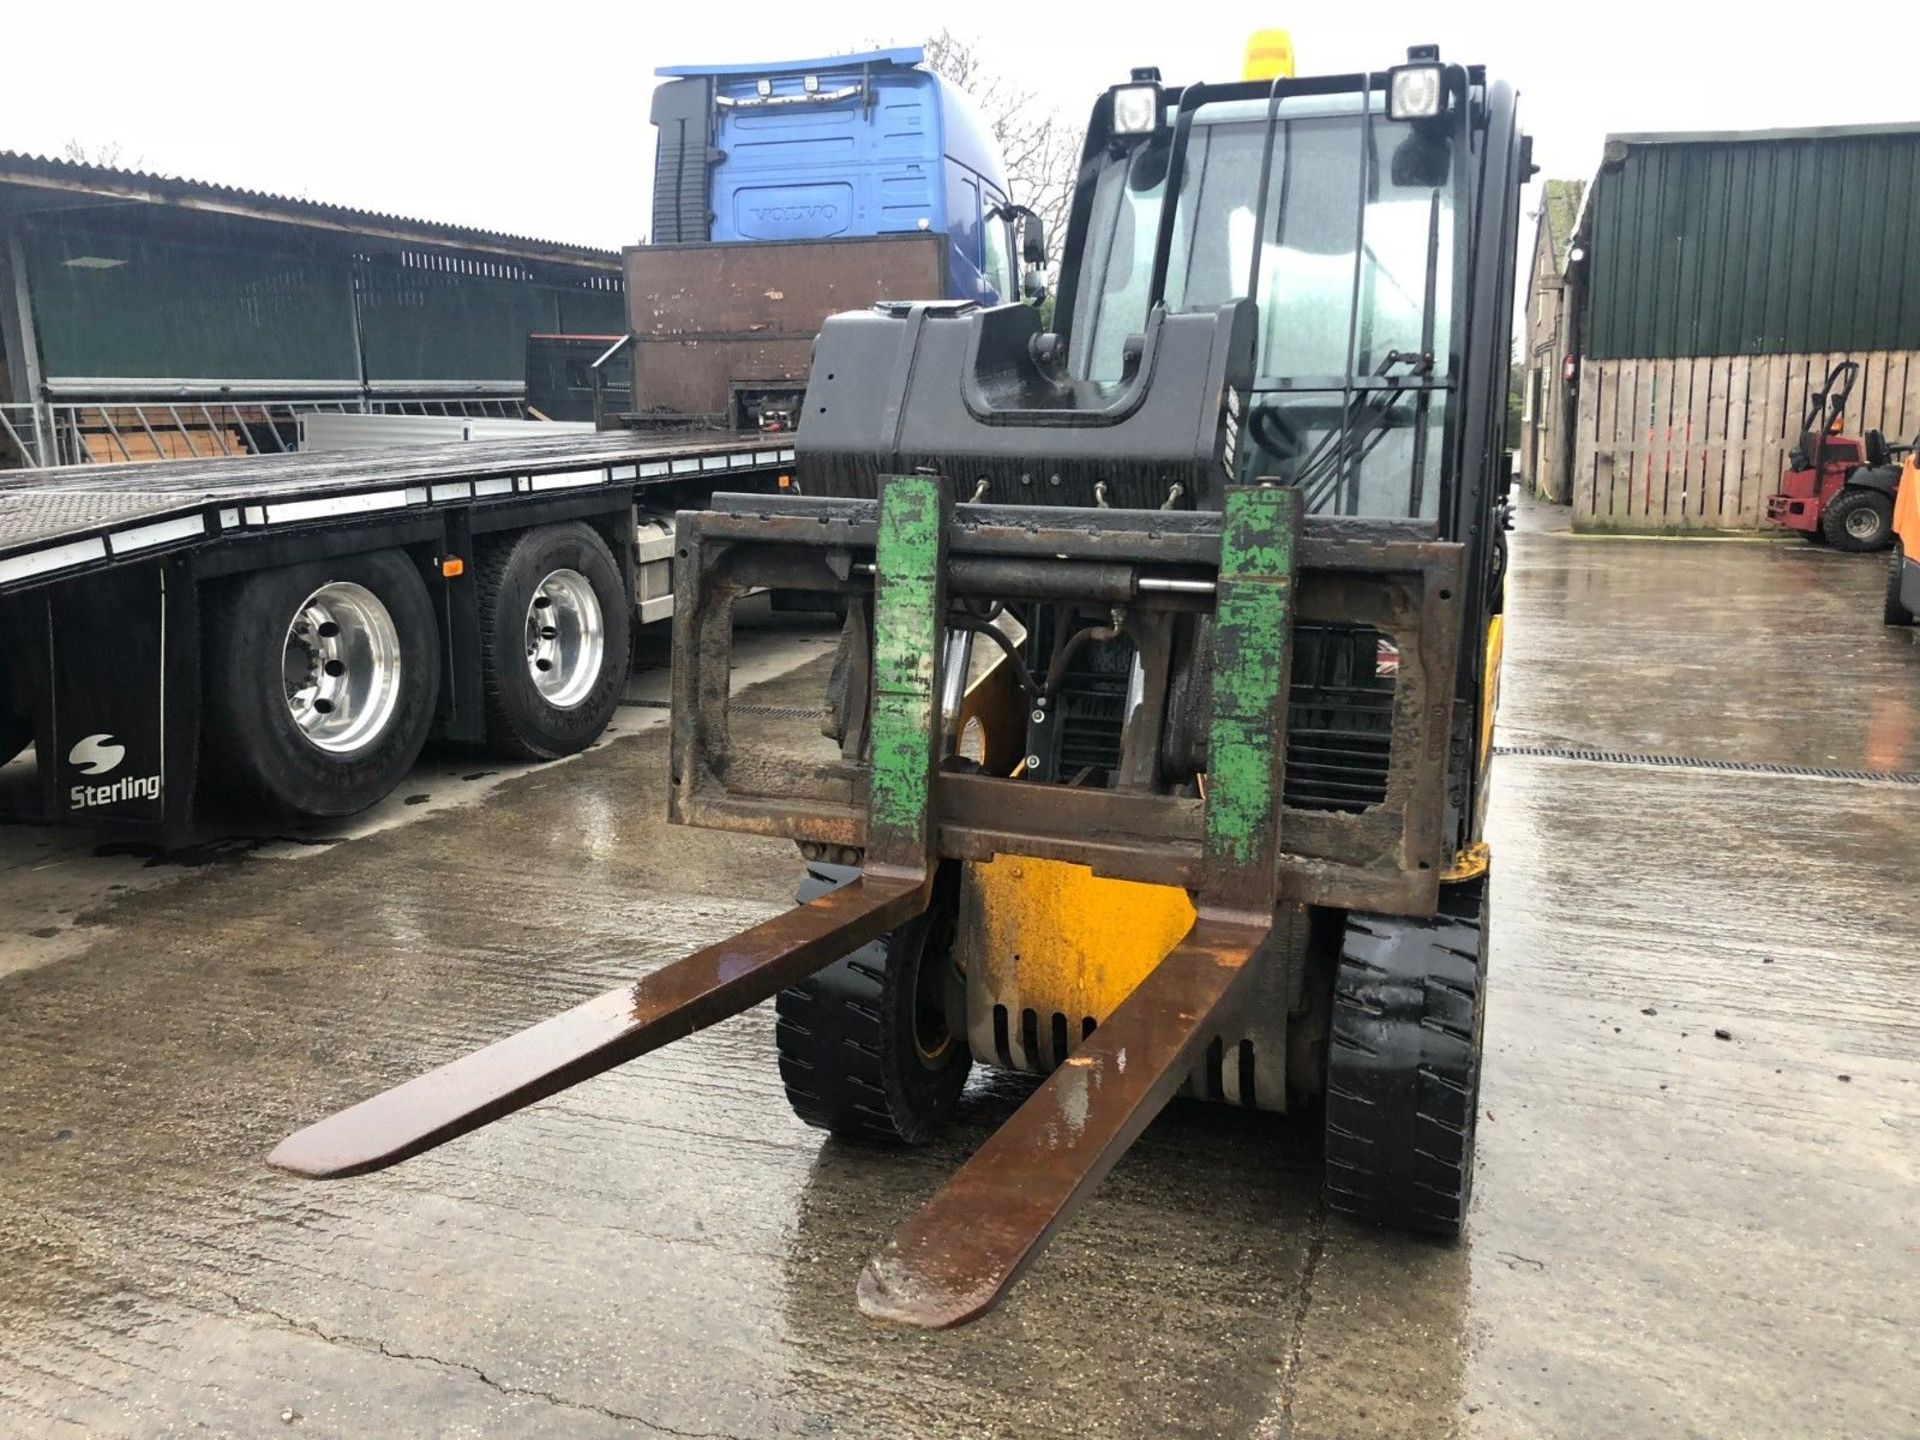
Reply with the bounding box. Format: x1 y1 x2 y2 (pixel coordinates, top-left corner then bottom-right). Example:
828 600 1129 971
1323 879 1489 1238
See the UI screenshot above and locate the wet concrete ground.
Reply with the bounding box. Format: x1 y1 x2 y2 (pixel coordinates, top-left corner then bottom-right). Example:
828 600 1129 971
1 506 1916 1438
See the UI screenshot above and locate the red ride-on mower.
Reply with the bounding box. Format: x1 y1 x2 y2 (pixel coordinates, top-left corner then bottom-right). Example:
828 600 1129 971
1767 361 1905 551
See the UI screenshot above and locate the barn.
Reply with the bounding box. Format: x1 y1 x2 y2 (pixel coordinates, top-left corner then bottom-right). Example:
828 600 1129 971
0 151 625 468
1550 123 1920 532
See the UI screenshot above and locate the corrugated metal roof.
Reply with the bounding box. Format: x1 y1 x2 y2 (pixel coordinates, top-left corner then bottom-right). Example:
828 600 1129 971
0 150 620 270
1578 127 1920 359
1603 121 1920 147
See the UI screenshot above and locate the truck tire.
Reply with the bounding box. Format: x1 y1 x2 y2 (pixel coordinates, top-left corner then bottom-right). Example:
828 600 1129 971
205 550 439 820
1821 488 1894 552
1323 876 1488 1239
1888 540 1916 626
775 861 970 1145
476 522 630 760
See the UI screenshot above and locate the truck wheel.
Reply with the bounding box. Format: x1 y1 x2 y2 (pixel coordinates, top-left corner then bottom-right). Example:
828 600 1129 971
1887 540 1917 626
1821 488 1894 552
206 550 439 820
1323 876 1488 1239
476 522 630 760
775 861 969 1145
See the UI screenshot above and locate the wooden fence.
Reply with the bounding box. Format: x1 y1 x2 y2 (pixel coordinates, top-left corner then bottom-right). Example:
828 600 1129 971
1570 349 1920 532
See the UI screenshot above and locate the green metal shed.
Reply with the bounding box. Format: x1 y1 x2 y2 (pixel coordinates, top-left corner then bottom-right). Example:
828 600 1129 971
1564 124 1920 533
1579 123 1920 361
0 151 627 467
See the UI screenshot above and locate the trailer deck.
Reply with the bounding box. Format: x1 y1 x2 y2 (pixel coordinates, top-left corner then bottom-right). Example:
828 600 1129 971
0 429 795 835
0 430 792 596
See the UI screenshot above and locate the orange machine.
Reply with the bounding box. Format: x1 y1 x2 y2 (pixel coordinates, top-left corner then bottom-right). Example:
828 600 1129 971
1886 450 1920 626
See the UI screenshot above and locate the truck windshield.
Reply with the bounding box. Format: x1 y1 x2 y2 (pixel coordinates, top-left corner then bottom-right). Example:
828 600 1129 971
1071 91 1458 520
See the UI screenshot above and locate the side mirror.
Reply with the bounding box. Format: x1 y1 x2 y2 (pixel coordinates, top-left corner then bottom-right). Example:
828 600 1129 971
1022 269 1049 306
1021 212 1047 266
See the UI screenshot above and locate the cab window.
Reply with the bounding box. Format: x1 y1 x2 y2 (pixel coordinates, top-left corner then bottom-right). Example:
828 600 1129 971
982 195 1015 305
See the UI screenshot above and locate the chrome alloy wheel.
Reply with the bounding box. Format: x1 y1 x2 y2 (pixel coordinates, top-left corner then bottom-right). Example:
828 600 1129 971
283 581 403 753
525 568 604 709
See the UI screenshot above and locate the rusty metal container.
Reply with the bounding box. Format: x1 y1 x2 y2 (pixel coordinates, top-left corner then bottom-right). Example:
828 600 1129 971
621 233 946 425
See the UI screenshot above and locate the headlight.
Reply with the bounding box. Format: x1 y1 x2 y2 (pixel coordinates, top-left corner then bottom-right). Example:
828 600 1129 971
1387 64 1443 122
1111 84 1160 136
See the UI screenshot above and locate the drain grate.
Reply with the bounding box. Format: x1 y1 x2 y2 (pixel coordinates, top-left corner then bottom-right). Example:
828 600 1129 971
621 698 830 721
1494 745 1920 787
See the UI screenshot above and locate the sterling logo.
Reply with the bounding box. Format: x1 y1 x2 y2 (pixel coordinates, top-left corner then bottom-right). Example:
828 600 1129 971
66 733 159 810
68 733 125 775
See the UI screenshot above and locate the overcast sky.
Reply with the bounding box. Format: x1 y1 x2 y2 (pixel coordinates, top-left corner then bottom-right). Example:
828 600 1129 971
6 0 1918 251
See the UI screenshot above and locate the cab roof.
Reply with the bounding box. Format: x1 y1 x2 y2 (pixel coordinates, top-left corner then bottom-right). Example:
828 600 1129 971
656 46 923 79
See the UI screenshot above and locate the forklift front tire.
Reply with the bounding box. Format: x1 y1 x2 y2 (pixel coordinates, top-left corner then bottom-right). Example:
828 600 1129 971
205 550 440 820
776 862 970 1145
1323 877 1488 1239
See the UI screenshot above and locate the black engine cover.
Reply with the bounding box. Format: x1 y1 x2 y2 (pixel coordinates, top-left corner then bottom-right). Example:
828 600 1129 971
795 299 1255 512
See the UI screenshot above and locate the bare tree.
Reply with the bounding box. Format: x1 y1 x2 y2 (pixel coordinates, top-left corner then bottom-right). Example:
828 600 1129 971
919 30 1078 273
59 139 143 171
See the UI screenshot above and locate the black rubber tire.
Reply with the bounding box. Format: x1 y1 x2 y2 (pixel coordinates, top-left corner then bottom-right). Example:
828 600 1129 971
475 522 630 760
1887 540 1917 627
1323 876 1488 1239
205 550 439 820
1821 488 1894 552
775 861 970 1145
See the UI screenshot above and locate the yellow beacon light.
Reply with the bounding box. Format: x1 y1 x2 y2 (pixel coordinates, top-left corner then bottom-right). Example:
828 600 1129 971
1243 29 1297 81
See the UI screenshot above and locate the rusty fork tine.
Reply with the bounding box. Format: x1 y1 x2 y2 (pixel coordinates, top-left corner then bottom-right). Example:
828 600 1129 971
856 913 1270 1329
269 874 931 1179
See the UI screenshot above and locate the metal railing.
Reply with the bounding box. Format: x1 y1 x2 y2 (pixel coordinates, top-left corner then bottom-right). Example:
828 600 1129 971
1 392 528 469
0 402 50 468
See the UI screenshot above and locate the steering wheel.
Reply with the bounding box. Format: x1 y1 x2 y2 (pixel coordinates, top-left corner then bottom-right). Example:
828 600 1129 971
1247 401 1306 464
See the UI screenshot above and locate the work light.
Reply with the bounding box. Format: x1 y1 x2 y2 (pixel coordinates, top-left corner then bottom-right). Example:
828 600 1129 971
1387 63 1444 122
1111 84 1161 136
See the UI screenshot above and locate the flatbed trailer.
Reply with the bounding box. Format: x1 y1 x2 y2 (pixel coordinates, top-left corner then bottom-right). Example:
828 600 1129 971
0 430 792 837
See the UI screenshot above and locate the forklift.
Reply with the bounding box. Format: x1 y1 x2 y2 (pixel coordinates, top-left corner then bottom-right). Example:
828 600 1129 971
1767 360 1904 551
271 40 1528 1329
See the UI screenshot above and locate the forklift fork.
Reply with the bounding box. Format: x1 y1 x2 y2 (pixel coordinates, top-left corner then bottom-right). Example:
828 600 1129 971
268 873 931 1178
858 912 1270 1327
270 476 1301 1330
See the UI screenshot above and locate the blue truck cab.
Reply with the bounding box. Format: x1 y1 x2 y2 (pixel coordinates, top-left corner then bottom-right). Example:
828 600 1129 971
649 46 1017 306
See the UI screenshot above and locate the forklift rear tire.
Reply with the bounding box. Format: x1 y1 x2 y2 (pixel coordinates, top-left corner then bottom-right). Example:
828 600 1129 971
1887 541 1916 626
1323 876 1488 1239
475 522 631 760
1821 488 1894 552
205 550 440 820
776 861 970 1145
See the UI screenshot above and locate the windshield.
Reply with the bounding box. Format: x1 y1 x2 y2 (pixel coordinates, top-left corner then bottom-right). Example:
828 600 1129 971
1069 91 1459 520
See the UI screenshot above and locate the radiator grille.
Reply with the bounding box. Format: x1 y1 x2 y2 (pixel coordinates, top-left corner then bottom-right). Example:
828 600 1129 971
1284 624 1394 813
